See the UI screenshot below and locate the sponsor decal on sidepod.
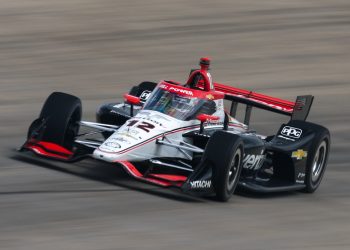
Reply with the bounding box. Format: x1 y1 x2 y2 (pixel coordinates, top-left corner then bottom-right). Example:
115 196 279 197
280 126 302 139
243 154 265 170
292 149 308 160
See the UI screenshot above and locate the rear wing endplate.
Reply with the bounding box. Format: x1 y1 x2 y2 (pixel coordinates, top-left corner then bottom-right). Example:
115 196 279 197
291 95 314 121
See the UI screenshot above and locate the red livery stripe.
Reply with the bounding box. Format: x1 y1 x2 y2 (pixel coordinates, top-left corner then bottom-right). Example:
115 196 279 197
214 82 295 112
24 141 73 160
148 174 187 182
36 141 73 155
117 161 173 187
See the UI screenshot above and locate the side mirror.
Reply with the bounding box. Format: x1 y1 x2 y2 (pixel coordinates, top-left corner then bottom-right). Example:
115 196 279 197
196 114 219 122
123 94 141 117
124 94 141 105
196 114 219 133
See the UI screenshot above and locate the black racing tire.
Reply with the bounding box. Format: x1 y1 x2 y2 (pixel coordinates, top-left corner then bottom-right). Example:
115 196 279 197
27 118 44 140
203 131 244 201
96 81 157 138
35 92 82 150
129 81 157 102
302 127 330 193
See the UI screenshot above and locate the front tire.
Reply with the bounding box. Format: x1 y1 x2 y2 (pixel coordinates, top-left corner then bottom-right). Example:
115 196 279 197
29 92 82 150
203 131 244 201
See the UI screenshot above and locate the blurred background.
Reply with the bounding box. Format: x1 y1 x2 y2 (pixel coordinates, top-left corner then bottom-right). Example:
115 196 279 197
1 0 350 249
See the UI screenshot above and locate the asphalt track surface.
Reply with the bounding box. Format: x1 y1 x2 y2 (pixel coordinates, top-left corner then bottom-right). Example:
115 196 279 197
1 1 350 249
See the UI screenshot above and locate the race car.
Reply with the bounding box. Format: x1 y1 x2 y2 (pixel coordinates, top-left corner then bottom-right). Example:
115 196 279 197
20 58 331 201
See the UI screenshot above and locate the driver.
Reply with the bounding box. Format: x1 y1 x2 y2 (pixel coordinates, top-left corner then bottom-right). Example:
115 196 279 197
185 57 213 91
185 58 227 123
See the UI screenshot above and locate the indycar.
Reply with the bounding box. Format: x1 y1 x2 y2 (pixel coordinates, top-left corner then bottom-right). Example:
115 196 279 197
20 58 331 201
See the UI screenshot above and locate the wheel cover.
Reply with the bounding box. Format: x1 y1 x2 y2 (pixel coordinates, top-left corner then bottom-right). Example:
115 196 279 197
227 148 242 191
311 140 327 183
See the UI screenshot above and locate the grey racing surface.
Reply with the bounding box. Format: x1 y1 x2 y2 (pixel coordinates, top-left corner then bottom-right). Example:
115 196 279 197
1 0 350 249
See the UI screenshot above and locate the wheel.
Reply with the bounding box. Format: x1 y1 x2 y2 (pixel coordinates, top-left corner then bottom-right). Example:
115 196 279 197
27 118 44 139
97 81 157 126
129 81 157 102
30 92 82 150
203 131 244 201
302 129 330 193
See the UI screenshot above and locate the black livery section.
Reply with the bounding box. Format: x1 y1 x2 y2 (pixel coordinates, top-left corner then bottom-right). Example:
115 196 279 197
180 119 330 197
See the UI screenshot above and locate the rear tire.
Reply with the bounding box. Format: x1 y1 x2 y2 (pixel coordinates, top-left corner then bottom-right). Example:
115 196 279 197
96 81 157 138
203 131 244 201
129 81 157 102
31 92 82 150
302 129 330 193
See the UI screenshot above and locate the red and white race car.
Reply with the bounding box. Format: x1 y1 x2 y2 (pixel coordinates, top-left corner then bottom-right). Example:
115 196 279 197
20 58 330 201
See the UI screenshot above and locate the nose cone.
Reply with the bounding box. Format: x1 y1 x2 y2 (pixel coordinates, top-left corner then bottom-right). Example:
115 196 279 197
93 148 138 162
93 110 178 162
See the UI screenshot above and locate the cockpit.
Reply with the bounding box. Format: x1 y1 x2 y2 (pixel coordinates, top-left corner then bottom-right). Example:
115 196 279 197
143 81 216 121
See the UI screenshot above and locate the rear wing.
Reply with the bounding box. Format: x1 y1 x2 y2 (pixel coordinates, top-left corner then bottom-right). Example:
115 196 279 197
214 82 313 126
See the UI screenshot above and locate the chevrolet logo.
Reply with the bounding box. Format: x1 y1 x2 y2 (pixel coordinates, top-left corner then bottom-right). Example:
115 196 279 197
292 149 308 160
